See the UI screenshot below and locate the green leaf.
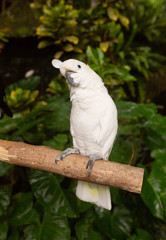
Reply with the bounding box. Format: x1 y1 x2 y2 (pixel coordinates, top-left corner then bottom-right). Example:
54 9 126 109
109 139 133 164
63 43 74 52
110 207 133 239
145 115 166 150
38 40 53 49
86 46 104 65
42 212 70 240
23 225 39 240
24 212 70 240
7 229 19 240
99 42 109 52
141 178 164 220
29 169 78 217
151 149 166 165
75 209 103 240
116 101 157 119
6 76 40 94
107 7 119 21
54 51 63 59
0 223 8 240
78 207 132 240
66 36 79 45
0 185 11 216
141 159 166 220
44 97 71 132
146 114 166 136
116 32 124 52
8 192 39 226
119 14 130 28
94 207 112 237
43 134 68 150
136 228 153 240
0 161 12 176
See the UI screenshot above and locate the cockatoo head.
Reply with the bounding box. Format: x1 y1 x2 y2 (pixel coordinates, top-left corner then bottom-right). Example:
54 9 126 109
52 59 102 88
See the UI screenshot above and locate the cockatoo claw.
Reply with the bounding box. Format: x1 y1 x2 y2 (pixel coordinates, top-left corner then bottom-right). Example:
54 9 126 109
86 154 102 176
55 148 80 164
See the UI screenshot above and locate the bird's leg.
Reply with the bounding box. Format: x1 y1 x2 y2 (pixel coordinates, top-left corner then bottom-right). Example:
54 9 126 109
55 148 80 164
86 154 103 176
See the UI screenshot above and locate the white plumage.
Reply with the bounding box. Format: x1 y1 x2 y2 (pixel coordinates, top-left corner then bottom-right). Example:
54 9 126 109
52 59 118 210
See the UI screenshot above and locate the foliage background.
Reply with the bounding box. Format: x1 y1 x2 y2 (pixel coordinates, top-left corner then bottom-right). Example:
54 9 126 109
0 0 166 239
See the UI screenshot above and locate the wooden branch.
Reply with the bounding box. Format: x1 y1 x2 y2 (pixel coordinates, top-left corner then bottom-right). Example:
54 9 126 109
0 139 144 194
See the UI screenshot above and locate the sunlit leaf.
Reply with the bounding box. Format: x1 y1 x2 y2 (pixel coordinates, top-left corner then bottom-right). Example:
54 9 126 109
54 51 63 59
65 19 77 27
66 36 79 45
119 14 130 28
63 43 74 52
107 7 119 21
6 76 40 93
100 42 109 52
38 40 53 49
73 46 83 53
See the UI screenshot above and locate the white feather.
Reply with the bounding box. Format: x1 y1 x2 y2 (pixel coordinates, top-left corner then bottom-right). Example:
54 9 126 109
76 180 111 210
53 59 118 210
52 59 62 69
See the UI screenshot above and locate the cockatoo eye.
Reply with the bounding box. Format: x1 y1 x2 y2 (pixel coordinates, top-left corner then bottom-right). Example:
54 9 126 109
77 64 81 69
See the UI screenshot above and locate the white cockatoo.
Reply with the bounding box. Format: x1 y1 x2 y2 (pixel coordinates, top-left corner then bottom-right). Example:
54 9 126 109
52 59 118 210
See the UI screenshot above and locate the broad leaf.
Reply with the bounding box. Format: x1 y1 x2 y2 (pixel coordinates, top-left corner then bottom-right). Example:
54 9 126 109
95 206 133 239
6 76 40 93
8 192 39 226
107 7 119 21
29 169 78 217
0 162 12 176
116 101 157 119
75 209 103 240
44 97 70 133
24 211 70 240
141 155 166 221
110 207 133 239
0 223 8 240
7 229 19 240
0 185 11 216
43 133 68 150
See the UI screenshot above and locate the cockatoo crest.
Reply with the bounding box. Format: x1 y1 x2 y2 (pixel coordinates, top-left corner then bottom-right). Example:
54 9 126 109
52 59 103 89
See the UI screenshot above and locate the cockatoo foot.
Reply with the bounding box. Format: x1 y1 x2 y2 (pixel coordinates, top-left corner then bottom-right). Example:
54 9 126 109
86 154 103 176
55 148 80 164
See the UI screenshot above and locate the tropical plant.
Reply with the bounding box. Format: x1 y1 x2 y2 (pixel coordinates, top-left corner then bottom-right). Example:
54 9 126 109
0 74 165 239
0 0 166 239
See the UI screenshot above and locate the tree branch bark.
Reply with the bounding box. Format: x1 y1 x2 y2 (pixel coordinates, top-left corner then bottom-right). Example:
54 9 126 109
0 139 144 194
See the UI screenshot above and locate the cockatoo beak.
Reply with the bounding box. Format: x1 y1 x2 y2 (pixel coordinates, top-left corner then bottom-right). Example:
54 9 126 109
65 71 79 87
